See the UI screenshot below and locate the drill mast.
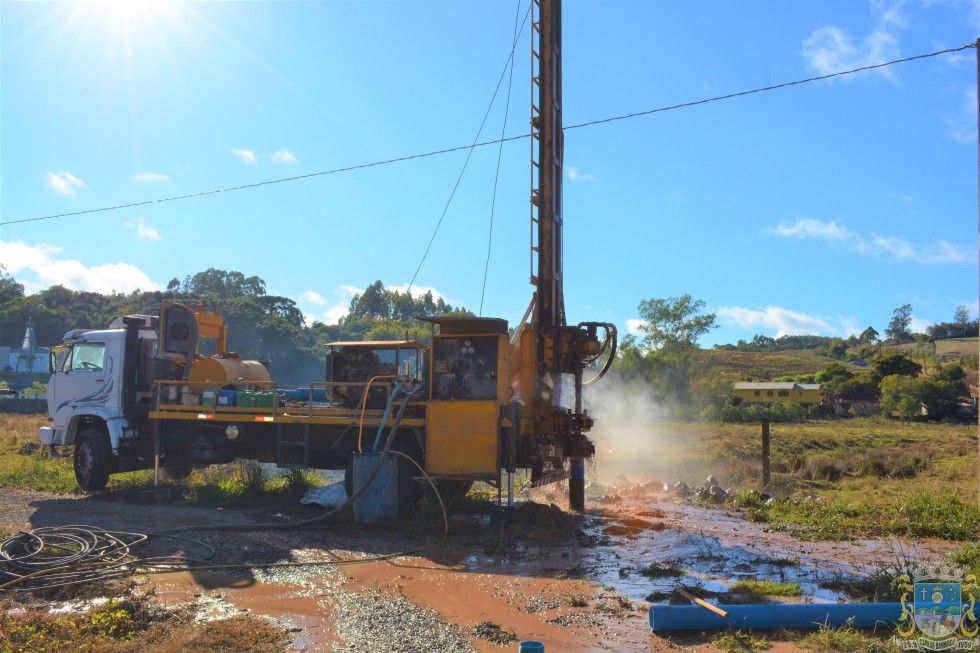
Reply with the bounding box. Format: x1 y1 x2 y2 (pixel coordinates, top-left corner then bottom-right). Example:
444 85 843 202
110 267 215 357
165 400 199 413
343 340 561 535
524 0 616 511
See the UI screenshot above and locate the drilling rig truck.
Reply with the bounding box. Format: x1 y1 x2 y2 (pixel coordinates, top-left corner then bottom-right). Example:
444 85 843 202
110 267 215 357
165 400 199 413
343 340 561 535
38 0 616 511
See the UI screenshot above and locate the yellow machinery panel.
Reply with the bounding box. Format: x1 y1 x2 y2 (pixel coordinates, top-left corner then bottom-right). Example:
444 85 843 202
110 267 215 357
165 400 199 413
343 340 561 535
426 400 498 477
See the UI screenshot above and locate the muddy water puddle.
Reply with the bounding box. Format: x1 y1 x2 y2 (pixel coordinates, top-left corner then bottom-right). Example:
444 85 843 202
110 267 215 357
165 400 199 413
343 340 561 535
151 569 337 651
573 494 953 605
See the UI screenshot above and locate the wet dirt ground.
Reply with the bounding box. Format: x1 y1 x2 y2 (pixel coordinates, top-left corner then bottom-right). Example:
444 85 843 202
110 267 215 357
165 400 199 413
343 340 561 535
0 485 957 652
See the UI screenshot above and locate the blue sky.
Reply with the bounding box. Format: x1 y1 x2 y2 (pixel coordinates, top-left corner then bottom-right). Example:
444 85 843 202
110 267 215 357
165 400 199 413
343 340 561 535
1 0 977 346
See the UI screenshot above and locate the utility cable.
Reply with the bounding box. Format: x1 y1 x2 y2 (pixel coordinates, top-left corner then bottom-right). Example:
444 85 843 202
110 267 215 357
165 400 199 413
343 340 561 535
479 0 521 316
1 42 971 228
563 43 976 132
406 0 531 295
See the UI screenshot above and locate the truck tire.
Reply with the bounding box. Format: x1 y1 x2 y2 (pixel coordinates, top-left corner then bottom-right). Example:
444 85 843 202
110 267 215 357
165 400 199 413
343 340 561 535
74 428 113 492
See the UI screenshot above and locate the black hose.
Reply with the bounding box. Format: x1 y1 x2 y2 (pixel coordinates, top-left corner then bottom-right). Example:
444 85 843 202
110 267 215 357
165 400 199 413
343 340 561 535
583 323 617 386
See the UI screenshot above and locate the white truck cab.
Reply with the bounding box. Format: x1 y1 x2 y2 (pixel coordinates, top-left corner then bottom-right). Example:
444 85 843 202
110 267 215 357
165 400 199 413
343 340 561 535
38 316 158 490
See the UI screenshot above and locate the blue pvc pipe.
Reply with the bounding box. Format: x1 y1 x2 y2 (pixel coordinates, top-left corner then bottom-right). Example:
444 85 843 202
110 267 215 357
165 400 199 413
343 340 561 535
279 387 328 401
649 602 903 632
518 642 544 653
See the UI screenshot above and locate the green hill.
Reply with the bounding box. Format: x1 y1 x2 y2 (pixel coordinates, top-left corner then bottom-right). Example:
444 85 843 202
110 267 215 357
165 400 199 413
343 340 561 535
696 348 835 383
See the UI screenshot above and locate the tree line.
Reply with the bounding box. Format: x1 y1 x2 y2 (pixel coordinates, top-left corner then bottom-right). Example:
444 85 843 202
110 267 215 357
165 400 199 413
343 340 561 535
610 294 977 422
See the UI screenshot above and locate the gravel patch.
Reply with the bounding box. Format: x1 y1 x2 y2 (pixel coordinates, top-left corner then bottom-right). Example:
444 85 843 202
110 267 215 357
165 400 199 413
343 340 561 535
546 611 602 628
327 589 474 653
520 595 561 613
193 593 251 622
472 621 517 645
249 548 346 596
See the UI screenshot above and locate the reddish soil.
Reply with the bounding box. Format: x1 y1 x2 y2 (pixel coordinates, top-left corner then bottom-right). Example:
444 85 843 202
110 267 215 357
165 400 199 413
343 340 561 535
0 487 959 652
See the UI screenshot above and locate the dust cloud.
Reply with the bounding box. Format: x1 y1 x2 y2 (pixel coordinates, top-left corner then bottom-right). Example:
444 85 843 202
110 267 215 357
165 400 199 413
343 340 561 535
580 373 713 487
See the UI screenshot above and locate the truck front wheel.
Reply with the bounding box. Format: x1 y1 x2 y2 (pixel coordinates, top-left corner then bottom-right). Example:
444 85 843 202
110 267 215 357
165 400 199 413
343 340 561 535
74 428 113 492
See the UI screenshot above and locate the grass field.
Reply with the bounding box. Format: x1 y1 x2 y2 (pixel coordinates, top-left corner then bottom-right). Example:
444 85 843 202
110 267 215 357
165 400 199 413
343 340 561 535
696 348 835 382
885 336 979 361
595 417 979 541
0 413 323 507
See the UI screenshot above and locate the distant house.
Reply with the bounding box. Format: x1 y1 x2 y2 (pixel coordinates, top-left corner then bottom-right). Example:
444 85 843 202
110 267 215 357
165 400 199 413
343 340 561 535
733 382 822 405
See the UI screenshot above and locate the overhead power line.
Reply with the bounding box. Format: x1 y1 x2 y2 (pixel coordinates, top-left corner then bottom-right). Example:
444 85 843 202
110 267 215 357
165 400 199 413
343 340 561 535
406 0 531 293
1 42 973 228
480 0 522 316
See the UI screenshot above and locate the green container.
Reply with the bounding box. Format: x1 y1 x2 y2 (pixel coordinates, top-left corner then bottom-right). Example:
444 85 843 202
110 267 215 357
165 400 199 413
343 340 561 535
253 391 275 408
235 390 275 408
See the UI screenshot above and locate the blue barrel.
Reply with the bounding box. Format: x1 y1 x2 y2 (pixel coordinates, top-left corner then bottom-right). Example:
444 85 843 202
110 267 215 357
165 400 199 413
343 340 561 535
351 452 398 523
519 642 544 653
649 603 903 632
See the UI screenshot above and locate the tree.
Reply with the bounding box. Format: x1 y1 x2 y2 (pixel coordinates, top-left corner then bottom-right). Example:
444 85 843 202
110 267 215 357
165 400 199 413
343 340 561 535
885 304 913 342
0 265 24 305
829 339 848 360
873 353 922 379
859 326 879 344
954 305 971 326
879 375 920 420
635 294 717 351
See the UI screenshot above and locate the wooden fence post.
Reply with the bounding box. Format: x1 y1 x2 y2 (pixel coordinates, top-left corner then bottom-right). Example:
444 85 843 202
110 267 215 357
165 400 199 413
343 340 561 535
761 419 771 489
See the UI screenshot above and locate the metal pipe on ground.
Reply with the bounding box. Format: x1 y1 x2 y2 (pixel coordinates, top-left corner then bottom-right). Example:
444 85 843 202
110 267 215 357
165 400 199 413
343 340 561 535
649 603 902 632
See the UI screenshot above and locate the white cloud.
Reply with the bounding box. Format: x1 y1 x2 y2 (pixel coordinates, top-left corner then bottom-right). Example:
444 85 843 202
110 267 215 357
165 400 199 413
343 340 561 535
123 218 162 242
717 305 846 337
45 171 86 196
301 290 326 305
131 171 170 183
625 319 644 335
320 285 363 324
946 86 977 144
771 218 972 265
910 315 933 333
566 166 598 183
801 2 903 81
771 218 853 241
0 239 160 294
386 283 448 302
230 148 257 165
271 147 298 164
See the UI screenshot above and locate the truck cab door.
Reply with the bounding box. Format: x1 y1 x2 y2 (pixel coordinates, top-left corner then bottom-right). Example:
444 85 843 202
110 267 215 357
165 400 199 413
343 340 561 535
51 340 115 430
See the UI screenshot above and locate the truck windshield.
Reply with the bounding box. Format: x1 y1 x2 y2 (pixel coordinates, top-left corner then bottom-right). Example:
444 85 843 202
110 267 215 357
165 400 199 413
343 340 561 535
69 342 105 372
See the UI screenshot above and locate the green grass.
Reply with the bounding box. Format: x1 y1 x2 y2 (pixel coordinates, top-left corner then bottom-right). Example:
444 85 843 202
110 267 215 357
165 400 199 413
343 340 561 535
566 594 589 607
796 622 898 652
603 417 979 542
729 579 802 597
713 631 772 653
949 541 980 579
0 413 322 508
748 491 980 541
